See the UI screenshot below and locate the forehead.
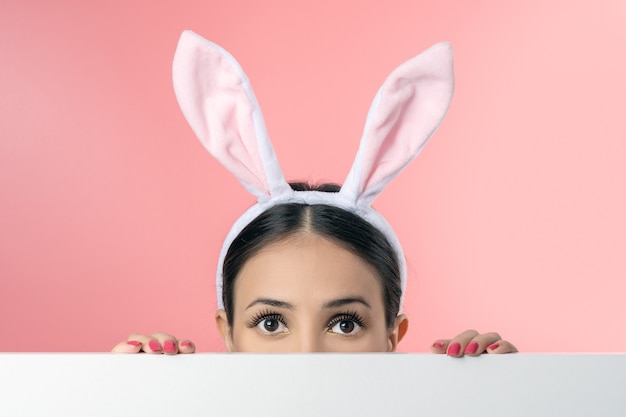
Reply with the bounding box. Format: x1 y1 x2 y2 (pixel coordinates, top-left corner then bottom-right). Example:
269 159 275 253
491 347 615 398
234 234 384 307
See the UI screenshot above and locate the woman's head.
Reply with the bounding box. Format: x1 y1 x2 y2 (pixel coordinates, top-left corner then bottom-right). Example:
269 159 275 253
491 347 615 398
174 32 453 352
215 184 408 352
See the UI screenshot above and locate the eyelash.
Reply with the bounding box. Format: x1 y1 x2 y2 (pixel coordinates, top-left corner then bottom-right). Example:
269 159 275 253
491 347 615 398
247 310 287 329
245 309 367 330
327 310 366 330
246 309 287 329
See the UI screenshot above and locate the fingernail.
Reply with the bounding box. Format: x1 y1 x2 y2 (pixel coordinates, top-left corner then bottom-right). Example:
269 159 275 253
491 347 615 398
464 341 479 355
488 343 500 351
164 340 177 354
148 340 162 352
181 341 193 348
447 342 461 356
126 340 141 347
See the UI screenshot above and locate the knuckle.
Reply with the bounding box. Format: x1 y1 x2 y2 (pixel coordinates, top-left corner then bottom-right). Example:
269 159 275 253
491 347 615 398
461 329 479 338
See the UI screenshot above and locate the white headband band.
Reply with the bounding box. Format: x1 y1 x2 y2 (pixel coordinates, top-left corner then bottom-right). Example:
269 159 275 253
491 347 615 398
172 30 454 311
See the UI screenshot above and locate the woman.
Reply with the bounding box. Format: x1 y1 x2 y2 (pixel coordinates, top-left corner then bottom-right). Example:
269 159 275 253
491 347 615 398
113 187 516 355
113 31 516 356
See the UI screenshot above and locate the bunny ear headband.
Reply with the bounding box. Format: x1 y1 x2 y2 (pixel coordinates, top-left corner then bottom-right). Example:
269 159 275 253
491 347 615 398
172 30 454 311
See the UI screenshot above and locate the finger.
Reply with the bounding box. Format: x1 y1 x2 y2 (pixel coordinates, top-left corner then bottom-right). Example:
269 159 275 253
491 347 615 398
178 339 196 354
486 339 518 354
111 340 143 353
446 329 480 357
152 332 179 355
128 333 162 354
430 339 450 354
463 332 502 356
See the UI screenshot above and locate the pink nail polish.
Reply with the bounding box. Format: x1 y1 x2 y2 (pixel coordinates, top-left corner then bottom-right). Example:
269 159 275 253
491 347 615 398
181 341 192 348
447 342 461 356
148 340 162 352
488 343 500 351
432 341 444 349
164 340 177 354
464 341 479 355
126 340 141 347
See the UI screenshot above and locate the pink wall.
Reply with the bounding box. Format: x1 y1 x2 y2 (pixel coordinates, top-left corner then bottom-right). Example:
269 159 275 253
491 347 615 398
1 0 625 352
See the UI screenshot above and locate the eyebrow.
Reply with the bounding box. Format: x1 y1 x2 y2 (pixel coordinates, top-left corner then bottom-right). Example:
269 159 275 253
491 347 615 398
244 296 372 310
322 297 371 309
245 298 294 310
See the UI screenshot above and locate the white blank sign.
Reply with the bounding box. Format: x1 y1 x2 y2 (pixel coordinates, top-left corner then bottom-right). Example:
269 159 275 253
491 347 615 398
1 354 625 416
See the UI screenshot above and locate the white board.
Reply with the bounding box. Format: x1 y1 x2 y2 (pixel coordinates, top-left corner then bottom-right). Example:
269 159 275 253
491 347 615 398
0 354 624 416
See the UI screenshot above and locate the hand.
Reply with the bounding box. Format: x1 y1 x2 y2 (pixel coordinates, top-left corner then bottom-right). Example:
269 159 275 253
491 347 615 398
111 332 196 354
430 329 517 357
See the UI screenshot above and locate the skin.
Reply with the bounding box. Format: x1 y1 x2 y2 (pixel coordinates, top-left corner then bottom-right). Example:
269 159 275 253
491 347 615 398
215 233 407 352
112 233 517 355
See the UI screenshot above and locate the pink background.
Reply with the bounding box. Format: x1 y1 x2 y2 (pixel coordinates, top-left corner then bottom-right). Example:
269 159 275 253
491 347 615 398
1 0 625 353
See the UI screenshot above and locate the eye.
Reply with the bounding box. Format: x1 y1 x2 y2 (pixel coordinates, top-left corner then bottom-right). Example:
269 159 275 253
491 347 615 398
328 313 365 336
251 314 288 335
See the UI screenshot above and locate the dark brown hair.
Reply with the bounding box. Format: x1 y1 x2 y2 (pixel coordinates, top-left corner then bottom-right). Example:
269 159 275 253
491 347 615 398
222 183 402 328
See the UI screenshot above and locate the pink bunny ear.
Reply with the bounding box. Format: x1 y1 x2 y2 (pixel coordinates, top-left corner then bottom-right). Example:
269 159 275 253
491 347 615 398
172 30 291 201
341 42 454 207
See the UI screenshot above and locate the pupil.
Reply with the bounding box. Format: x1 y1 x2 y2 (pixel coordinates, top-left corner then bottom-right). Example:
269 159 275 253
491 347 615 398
264 319 278 332
339 320 354 333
